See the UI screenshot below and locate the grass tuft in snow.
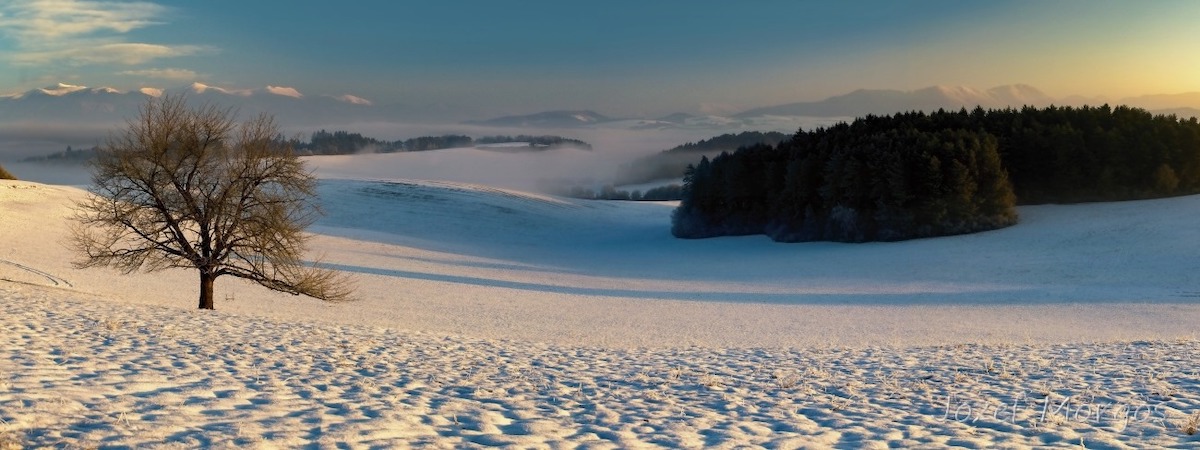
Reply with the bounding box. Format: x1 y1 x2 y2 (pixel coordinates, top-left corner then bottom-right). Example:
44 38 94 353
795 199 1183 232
1180 411 1200 436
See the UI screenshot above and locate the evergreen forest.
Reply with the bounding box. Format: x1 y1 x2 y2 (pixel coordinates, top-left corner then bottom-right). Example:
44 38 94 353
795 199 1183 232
673 105 1200 242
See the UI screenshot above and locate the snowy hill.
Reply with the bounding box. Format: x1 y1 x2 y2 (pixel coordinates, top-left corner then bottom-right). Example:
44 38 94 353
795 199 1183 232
4 162 1200 346
310 176 1200 309
305 145 612 192
6 164 1200 446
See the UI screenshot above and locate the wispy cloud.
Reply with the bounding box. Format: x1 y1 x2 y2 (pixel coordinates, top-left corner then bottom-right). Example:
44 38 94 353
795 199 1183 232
0 0 211 67
0 0 165 40
117 67 202 81
17 43 208 65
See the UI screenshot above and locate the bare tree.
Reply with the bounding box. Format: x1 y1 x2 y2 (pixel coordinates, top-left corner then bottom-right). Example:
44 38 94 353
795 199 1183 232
71 95 352 309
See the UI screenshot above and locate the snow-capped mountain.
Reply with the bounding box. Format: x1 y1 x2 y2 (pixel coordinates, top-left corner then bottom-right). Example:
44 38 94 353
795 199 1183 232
985 84 1055 106
6 82 1199 136
183 82 237 96
1120 92 1200 111
1 83 149 122
460 84 1200 137
462 85 1073 131
735 84 1058 118
0 82 376 125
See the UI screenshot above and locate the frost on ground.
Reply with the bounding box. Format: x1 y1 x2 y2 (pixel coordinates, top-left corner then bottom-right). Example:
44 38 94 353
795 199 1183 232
2 285 1199 448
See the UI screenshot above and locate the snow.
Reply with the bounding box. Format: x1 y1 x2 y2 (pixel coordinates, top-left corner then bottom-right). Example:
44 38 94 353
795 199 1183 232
188 82 249 96
36 83 89 96
188 81 236 95
4 147 1200 447
138 87 163 97
5 288 1198 448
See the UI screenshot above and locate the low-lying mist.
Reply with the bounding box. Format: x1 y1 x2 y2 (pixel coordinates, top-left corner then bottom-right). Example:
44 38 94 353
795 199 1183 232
0 122 116 160
3 117 843 192
297 123 730 193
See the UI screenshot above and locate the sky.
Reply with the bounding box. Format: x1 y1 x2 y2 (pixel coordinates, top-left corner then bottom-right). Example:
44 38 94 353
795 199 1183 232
1 0 1199 119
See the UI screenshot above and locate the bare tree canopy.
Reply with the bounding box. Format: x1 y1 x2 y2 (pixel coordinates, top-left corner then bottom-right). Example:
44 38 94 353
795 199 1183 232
71 95 353 309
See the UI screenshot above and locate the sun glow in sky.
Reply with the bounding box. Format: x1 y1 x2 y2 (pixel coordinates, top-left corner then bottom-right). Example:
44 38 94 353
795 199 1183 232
0 0 1197 118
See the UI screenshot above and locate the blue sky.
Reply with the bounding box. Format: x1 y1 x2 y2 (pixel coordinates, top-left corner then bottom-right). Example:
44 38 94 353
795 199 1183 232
1 0 1198 118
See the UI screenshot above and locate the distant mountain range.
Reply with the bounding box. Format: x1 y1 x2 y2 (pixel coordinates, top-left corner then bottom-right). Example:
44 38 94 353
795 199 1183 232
465 84 1200 129
1152 107 1200 119
0 82 386 126
735 84 1056 117
465 110 611 128
3 82 1199 132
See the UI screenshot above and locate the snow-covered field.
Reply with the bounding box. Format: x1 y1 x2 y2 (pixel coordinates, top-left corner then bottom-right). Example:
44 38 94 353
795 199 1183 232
3 148 1200 447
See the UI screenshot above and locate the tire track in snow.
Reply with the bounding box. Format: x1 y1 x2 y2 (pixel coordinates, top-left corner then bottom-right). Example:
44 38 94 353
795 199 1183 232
0 259 73 287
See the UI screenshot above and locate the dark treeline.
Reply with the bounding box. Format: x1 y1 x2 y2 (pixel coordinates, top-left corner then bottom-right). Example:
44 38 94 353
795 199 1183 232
556 183 683 201
21 145 101 163
615 131 788 185
476 135 592 150
295 130 470 154
24 132 592 163
668 131 790 153
963 105 1200 203
674 105 1200 242
296 131 590 155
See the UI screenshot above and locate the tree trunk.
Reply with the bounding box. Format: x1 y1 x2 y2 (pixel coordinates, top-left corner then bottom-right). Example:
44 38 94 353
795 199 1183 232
198 271 216 310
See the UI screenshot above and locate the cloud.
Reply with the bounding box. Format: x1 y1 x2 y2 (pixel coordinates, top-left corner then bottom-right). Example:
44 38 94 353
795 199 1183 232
0 0 166 40
0 0 210 67
16 43 209 65
332 94 373 106
117 67 202 81
265 85 303 98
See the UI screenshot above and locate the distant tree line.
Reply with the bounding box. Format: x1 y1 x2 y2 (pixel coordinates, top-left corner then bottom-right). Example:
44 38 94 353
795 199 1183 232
615 131 788 185
23 132 593 162
476 135 592 150
673 105 1200 242
293 131 591 155
668 131 791 153
553 183 684 201
295 130 473 154
21 145 101 163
